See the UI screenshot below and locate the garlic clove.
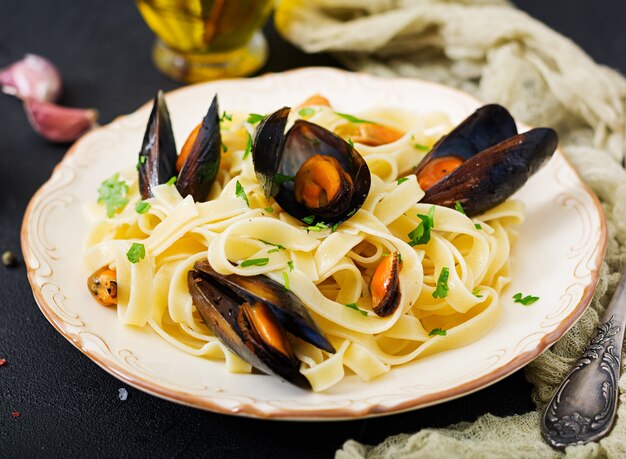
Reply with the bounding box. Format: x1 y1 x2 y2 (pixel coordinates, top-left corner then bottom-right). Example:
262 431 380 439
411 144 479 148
24 98 98 143
0 54 62 102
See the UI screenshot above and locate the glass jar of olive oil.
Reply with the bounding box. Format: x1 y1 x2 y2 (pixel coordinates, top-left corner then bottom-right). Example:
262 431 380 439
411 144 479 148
136 0 274 83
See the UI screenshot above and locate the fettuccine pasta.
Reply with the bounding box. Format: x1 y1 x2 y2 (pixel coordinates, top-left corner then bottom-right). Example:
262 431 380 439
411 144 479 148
84 101 523 391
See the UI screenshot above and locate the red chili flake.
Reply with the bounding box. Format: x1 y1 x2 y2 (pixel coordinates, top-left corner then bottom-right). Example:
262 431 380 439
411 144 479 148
0 359 7 366
11 411 20 418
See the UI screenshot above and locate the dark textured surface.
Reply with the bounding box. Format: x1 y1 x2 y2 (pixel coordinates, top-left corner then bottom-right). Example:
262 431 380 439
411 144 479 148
1 1 624 457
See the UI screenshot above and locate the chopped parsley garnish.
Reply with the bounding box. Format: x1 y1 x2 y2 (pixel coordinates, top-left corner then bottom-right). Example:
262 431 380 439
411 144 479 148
346 208 357 217
282 271 290 291
274 174 294 185
408 206 435 246
398 253 403 263
268 248 280 254
331 222 340 232
126 243 145 264
306 222 329 232
432 267 450 299
287 260 294 271
259 239 285 250
243 132 252 159
136 154 147 170
429 328 447 336
336 112 377 124
219 111 232 123
411 135 430 151
97 173 129 218
298 107 315 118
472 287 483 298
475 223 482 230
235 180 249 206
240 258 269 267
221 143 228 153
513 292 540 306
348 138 354 149
246 113 266 124
135 201 151 214
344 303 368 316
264 207 274 213
302 215 315 225
455 201 466 215
397 177 409 185
166 176 177 186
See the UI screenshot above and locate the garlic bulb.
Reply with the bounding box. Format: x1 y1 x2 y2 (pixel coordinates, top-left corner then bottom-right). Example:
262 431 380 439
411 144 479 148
24 98 98 143
0 54 62 102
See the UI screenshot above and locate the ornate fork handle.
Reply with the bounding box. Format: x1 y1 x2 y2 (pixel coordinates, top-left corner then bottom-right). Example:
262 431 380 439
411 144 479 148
541 272 626 449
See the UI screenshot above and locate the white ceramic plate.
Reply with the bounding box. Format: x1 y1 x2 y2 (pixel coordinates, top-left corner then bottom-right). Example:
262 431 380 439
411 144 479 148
22 68 606 420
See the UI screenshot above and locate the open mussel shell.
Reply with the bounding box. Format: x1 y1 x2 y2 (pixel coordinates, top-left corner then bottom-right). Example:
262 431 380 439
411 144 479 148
188 269 309 388
253 109 371 225
138 90 178 199
422 128 558 217
252 107 290 198
414 104 518 179
176 95 221 201
194 260 335 353
369 252 401 317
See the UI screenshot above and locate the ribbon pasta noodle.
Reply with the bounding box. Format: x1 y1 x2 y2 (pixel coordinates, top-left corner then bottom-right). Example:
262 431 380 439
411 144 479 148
83 103 523 391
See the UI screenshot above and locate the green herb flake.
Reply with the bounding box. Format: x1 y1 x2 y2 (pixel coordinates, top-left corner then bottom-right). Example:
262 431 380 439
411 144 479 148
455 201 466 215
348 138 354 149
397 177 409 185
282 271 290 291
268 248 280 254
166 176 177 186
264 207 274 213
235 181 249 207
246 113 266 124
287 260 294 272
347 209 357 217
274 174 294 185
408 206 435 246
475 223 482 230
513 292 540 306
411 135 430 151
432 267 450 299
472 287 483 298
259 239 285 250
136 154 147 170
302 215 315 225
331 222 340 232
306 222 329 232
298 107 315 118
240 258 269 267
126 243 146 264
243 132 252 160
97 173 129 218
398 253 403 263
221 143 228 153
429 328 447 337
344 303 368 316
135 201 151 214
219 111 232 123
336 112 377 125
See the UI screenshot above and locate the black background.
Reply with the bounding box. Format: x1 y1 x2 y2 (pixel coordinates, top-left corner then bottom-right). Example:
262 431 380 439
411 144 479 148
1 1 625 457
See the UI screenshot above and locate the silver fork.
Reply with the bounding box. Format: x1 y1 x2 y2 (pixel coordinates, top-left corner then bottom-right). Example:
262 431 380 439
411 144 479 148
541 269 626 449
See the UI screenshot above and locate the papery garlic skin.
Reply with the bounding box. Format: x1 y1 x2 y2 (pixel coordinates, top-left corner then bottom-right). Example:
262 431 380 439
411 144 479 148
24 99 97 143
0 54 62 102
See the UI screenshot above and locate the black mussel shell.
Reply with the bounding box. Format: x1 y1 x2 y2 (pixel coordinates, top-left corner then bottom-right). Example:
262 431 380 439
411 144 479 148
422 128 558 216
188 270 309 388
252 107 290 198
414 104 517 178
176 95 221 202
278 121 371 224
138 91 178 199
194 260 335 354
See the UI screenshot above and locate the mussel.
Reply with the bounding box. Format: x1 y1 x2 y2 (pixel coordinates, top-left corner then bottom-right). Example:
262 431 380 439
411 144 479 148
138 90 221 202
414 104 558 217
188 260 335 388
369 252 402 317
252 108 371 225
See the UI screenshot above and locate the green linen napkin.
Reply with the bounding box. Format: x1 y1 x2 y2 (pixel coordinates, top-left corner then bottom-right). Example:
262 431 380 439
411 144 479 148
276 1 626 457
